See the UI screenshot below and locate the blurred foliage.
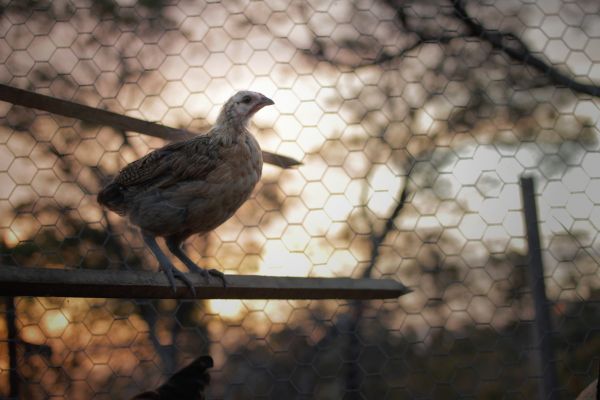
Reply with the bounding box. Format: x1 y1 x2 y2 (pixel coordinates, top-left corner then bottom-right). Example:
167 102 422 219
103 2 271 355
1 0 600 398
2 228 598 398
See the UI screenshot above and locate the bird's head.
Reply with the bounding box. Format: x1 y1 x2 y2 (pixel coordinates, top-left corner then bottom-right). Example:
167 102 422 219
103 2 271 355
217 91 274 128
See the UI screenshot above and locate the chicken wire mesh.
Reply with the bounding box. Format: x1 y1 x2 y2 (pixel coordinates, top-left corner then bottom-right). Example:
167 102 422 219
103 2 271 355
0 0 599 398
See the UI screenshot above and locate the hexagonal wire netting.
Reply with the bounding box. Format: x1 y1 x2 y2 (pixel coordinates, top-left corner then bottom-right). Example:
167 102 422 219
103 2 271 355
0 0 599 399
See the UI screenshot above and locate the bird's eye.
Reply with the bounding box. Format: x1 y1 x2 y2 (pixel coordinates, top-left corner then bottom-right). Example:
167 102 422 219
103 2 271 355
242 95 252 104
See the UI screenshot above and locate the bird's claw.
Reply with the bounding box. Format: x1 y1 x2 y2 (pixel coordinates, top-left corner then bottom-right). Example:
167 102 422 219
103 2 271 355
186 264 227 287
160 264 197 297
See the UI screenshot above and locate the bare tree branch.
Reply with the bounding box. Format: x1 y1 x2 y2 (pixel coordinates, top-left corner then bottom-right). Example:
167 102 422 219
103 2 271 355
308 33 461 67
307 0 600 98
344 174 410 399
373 34 459 65
451 0 600 97
362 185 410 279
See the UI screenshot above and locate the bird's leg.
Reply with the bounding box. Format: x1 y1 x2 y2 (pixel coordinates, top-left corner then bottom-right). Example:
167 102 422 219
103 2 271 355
142 232 196 296
165 237 226 287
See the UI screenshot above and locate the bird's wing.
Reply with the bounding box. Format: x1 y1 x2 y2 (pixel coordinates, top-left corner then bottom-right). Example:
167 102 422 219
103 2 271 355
115 135 220 189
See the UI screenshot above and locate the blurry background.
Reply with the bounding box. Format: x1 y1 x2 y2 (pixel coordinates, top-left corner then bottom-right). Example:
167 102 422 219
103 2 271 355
0 0 599 398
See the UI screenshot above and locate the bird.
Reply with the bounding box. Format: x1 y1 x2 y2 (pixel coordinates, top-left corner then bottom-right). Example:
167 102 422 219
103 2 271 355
130 355 213 400
98 91 274 294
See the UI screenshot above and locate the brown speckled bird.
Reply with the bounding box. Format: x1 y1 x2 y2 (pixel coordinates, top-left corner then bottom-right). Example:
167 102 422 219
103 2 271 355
98 91 274 294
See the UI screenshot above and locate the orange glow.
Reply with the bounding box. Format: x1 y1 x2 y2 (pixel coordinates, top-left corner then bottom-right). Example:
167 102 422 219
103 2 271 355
0 3 599 399
3 230 18 247
209 299 245 319
40 310 69 337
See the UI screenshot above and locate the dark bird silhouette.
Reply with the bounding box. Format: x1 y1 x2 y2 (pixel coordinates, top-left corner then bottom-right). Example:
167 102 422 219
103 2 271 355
98 91 274 293
130 355 213 400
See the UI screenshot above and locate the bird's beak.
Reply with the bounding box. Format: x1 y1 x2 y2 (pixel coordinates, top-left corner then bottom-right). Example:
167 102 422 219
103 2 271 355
250 95 274 115
261 95 274 106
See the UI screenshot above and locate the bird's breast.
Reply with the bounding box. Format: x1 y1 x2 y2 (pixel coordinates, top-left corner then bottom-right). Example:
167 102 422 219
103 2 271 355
183 135 262 233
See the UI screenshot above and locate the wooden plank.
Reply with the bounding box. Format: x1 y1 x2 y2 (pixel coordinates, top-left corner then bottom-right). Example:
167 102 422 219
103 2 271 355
0 266 410 300
0 83 301 169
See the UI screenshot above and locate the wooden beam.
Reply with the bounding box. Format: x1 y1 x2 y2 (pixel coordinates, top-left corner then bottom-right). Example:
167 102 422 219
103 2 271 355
0 83 301 169
0 266 410 300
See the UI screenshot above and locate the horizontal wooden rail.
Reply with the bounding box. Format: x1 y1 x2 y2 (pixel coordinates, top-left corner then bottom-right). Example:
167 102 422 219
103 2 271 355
0 266 410 300
0 83 301 169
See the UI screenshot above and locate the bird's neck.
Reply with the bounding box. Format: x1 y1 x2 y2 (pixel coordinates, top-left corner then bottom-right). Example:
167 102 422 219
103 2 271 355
216 109 249 129
214 110 249 145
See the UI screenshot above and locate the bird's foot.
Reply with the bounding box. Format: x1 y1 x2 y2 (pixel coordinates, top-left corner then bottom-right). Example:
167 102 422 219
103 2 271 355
186 264 227 287
206 268 227 288
160 263 196 296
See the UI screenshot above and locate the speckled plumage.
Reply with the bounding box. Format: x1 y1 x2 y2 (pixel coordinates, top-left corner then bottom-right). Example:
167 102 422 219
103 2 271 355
98 91 273 293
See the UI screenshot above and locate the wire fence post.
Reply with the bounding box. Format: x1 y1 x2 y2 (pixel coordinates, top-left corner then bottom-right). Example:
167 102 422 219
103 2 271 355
520 176 560 400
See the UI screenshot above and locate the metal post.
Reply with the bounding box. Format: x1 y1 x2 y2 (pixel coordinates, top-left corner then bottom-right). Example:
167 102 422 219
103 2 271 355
520 176 559 400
